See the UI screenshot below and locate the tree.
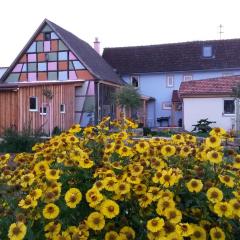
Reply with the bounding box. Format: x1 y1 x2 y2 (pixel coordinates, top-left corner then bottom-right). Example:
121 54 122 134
113 85 141 117
232 83 240 137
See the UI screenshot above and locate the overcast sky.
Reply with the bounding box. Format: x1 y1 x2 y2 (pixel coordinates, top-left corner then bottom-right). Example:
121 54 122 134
1 0 240 66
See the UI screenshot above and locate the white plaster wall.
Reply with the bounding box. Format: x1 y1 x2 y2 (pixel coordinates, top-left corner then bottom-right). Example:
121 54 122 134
183 98 235 131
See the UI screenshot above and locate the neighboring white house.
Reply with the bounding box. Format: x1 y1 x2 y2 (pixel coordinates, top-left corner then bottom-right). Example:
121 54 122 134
179 76 240 131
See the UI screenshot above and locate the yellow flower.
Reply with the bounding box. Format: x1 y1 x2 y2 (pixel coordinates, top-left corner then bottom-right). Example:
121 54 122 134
159 169 177 187
8 222 27 240
18 196 37 209
119 226 135 239
86 212 105 231
46 169 60 180
172 134 185 144
138 193 153 208
229 198 240 217
210 227 225 240
129 164 144 176
218 175 234 188
147 217 165 232
156 198 175 215
207 150 222 164
176 223 194 237
186 179 203 193
29 188 42 200
164 208 182 224
205 136 221 148
79 158 94 168
133 183 147 195
65 188 82 208
69 124 81 133
43 203 60 219
119 146 133 157
161 145 176 157
167 232 183 240
103 177 117 192
190 225 206 240
44 221 61 238
53 231 71 240
34 161 49 175
148 187 161 201
213 201 233 218
135 141 150 153
206 187 223 203
20 173 35 188
233 155 240 169
114 181 131 195
100 199 120 219
105 231 119 240
86 187 104 208
209 127 226 137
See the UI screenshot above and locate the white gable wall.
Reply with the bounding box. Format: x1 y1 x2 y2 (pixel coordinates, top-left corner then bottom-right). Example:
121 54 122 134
183 97 235 131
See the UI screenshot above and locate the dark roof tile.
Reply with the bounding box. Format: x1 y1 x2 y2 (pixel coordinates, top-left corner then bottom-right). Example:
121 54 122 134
103 39 240 74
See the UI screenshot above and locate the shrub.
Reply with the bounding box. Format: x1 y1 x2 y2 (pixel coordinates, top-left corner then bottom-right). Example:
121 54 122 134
0 124 42 153
0 119 240 239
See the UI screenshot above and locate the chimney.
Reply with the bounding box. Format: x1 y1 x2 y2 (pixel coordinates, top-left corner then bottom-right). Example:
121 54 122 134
94 37 100 54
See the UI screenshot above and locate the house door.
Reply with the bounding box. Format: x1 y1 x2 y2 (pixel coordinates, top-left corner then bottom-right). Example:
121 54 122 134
75 87 84 124
40 103 50 135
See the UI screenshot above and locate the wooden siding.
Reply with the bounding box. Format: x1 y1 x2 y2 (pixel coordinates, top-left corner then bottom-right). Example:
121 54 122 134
0 90 18 135
18 83 82 135
0 82 82 136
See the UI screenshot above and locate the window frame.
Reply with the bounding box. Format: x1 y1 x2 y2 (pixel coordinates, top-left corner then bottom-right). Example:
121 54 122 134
183 74 193 82
130 75 139 88
29 97 38 112
202 45 213 58
223 99 235 115
166 75 174 88
162 102 172 110
60 104 66 114
40 104 47 116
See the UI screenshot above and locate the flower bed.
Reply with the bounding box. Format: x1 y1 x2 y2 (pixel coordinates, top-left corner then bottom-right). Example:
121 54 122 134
0 117 240 240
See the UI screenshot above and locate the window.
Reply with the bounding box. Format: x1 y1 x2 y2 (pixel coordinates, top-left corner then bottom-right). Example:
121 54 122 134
166 75 174 87
202 45 213 58
130 75 139 88
44 32 51 41
40 106 47 115
162 102 172 110
60 104 65 113
224 100 235 114
29 97 38 111
183 75 193 82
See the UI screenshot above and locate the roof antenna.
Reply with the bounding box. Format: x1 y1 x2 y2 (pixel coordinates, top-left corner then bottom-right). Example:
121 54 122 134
219 24 224 40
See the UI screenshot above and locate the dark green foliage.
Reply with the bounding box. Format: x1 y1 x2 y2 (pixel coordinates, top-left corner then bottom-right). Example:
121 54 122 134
52 126 62 136
192 118 216 133
0 125 42 153
113 85 141 110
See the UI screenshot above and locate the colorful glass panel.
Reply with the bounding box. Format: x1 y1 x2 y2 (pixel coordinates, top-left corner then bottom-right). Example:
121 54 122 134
37 53 45 62
51 32 59 39
42 25 52 32
59 40 68 51
58 61 68 71
28 63 37 72
51 40 58 51
6 73 20 82
44 41 50 52
38 72 47 81
37 42 44 52
58 51 68 61
47 52 57 61
38 63 47 71
27 42 36 53
69 71 77 80
48 62 57 71
69 52 77 60
28 72 37 81
48 72 57 80
13 64 23 73
73 61 84 70
20 73 27 81
22 64 27 72
59 71 68 80
88 81 95 95
28 54 36 62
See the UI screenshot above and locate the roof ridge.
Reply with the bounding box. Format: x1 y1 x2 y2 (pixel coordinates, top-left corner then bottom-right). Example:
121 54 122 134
104 38 240 50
